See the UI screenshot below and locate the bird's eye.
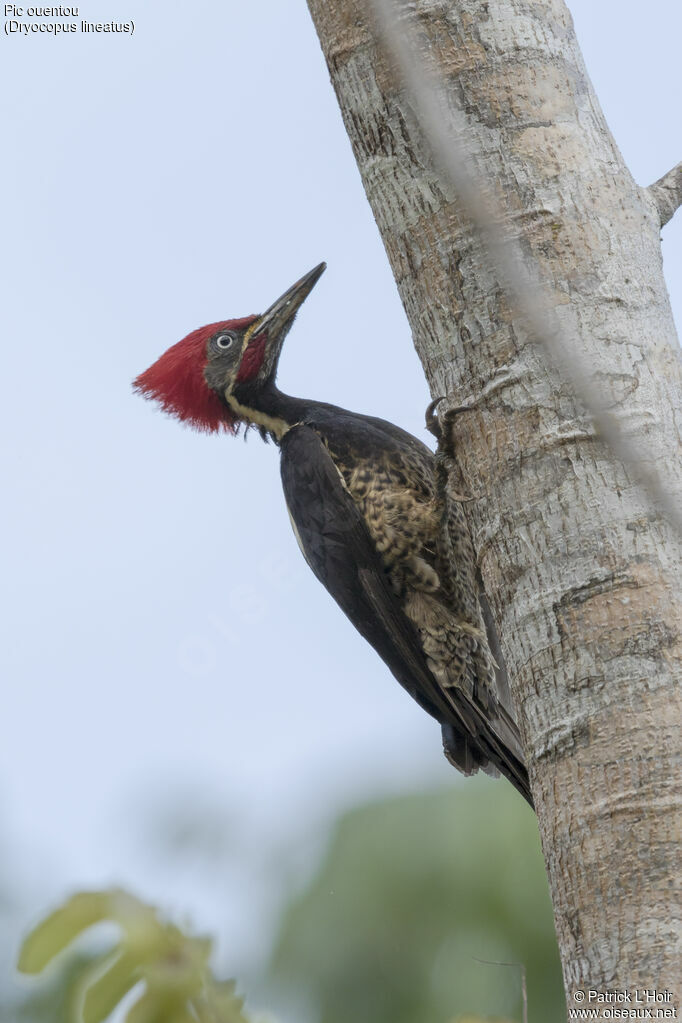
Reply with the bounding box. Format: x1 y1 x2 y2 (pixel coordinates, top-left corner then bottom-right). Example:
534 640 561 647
215 333 236 350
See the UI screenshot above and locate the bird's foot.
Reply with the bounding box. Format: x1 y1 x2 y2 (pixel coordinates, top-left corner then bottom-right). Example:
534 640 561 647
449 487 477 503
425 396 447 440
426 397 479 501
425 396 478 444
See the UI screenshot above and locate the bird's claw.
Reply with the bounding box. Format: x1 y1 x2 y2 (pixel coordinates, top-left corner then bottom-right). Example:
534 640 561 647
425 396 447 439
425 396 477 442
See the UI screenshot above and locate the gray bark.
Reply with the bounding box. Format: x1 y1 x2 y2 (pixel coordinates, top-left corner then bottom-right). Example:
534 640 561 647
306 0 682 1013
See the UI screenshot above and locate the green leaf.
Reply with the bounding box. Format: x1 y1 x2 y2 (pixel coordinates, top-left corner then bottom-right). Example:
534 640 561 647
18 890 248 1023
143 929 212 1000
79 950 142 1023
124 989 176 1023
204 980 250 1023
18 891 117 974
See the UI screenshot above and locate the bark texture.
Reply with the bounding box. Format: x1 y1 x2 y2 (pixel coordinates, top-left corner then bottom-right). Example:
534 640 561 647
306 0 682 1011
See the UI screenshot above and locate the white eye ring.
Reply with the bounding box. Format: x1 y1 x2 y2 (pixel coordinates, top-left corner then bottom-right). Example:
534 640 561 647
216 333 235 350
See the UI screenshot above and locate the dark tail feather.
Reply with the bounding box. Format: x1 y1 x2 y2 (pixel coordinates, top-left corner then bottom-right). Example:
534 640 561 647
477 583 534 809
442 719 534 811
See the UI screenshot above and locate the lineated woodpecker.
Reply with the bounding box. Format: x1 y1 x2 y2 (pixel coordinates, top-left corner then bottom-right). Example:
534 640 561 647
134 263 532 807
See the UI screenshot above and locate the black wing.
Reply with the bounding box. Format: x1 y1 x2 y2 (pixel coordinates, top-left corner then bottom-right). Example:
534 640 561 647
280 425 532 806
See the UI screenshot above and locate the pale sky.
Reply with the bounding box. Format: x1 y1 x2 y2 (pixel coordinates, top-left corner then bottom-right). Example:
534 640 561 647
1 0 680 1014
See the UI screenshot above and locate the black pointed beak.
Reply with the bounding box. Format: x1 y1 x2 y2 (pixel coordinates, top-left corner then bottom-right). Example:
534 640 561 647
241 262 326 386
252 262 326 342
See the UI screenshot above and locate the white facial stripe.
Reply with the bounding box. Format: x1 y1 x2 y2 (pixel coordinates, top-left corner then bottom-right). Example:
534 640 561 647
224 393 291 441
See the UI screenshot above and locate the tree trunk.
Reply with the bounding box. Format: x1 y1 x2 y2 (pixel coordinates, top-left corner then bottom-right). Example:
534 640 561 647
305 0 682 1012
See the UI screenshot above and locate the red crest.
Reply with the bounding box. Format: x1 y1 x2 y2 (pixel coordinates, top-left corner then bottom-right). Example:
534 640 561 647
133 316 257 433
